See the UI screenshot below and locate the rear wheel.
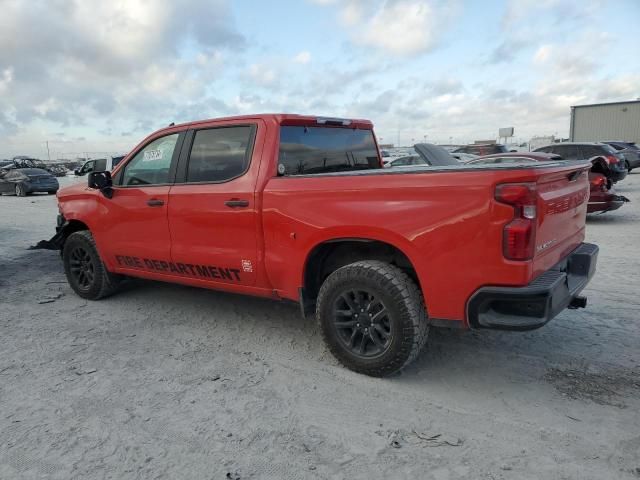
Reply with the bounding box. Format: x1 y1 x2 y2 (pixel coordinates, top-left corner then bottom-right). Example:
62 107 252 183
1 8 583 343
15 184 26 197
63 230 121 300
626 160 631 172
316 260 428 377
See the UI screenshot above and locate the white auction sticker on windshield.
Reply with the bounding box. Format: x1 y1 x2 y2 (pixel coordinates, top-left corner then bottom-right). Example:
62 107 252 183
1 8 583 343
143 149 162 162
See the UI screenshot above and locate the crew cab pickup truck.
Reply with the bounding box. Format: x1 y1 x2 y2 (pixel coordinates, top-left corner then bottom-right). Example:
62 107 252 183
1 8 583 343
49 114 598 376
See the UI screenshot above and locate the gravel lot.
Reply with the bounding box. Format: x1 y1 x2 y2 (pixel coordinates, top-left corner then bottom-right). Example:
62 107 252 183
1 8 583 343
1 174 639 480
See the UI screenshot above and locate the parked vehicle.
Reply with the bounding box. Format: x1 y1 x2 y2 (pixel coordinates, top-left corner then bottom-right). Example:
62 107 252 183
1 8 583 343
44 114 597 376
468 152 629 214
452 144 509 156
0 168 59 196
383 143 460 168
465 152 558 165
603 141 640 172
587 172 629 213
75 155 126 176
4 157 68 177
533 142 627 183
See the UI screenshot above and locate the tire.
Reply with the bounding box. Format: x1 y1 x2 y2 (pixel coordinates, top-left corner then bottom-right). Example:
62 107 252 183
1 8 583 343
626 161 631 172
47 191 57 195
63 230 121 300
316 260 428 377
15 184 26 197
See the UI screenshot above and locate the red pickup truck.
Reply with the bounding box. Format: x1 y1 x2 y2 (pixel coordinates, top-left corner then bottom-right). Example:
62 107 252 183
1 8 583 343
49 114 598 376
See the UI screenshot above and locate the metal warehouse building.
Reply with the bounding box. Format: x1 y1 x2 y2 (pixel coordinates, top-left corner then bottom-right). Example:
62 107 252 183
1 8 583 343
570 100 640 144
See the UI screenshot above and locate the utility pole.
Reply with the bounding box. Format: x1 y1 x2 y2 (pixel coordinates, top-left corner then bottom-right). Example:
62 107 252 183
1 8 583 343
46 141 51 162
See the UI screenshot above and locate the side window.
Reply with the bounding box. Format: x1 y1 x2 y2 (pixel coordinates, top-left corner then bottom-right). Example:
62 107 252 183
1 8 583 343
580 146 599 158
186 126 253 183
81 161 95 174
122 134 179 186
562 146 579 160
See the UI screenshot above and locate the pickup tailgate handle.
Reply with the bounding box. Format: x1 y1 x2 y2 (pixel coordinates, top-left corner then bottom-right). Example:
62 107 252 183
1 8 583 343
225 199 250 208
147 198 165 207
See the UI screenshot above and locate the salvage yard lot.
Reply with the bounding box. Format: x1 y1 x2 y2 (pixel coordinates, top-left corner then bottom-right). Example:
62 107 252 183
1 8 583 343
1 175 639 479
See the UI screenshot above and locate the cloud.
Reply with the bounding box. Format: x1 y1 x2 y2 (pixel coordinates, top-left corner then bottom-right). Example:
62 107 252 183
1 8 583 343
293 51 312 64
0 0 244 144
313 0 458 56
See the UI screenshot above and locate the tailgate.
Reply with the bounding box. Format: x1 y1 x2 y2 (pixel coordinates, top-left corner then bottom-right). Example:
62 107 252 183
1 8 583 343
532 163 591 276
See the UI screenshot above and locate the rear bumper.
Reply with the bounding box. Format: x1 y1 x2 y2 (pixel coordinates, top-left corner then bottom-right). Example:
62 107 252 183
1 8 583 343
587 194 629 213
467 243 598 331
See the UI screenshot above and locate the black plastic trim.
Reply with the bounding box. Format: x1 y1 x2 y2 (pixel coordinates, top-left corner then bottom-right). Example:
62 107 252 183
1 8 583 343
467 243 598 331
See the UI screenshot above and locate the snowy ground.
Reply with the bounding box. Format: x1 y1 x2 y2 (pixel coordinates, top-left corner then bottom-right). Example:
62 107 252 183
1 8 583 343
1 174 639 480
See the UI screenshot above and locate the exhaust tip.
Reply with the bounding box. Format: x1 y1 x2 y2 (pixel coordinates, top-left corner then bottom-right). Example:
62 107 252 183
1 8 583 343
569 296 587 309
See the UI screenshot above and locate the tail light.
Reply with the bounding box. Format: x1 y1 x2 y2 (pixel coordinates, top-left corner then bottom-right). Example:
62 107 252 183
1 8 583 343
495 183 537 261
590 175 608 192
604 155 619 165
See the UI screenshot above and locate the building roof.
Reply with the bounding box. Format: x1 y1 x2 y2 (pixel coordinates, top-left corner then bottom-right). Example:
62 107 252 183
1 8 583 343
571 100 640 109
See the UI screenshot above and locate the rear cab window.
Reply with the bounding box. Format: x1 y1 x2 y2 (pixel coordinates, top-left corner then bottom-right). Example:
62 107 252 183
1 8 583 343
278 126 380 175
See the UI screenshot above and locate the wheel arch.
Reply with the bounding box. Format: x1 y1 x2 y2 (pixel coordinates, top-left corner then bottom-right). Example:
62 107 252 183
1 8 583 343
58 219 91 249
300 236 422 316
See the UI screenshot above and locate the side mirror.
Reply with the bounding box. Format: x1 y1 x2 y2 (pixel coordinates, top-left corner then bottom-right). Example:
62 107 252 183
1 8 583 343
88 171 113 199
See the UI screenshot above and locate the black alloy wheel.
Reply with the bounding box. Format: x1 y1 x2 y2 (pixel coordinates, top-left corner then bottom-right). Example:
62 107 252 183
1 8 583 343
333 289 392 358
68 245 96 292
63 230 121 300
316 260 429 377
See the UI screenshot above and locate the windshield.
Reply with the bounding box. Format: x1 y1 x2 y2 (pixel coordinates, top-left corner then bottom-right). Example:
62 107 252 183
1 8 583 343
278 126 380 175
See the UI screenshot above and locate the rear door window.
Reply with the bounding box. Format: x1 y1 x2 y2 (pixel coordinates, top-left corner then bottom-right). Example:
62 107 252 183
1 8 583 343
278 126 380 175
186 126 254 183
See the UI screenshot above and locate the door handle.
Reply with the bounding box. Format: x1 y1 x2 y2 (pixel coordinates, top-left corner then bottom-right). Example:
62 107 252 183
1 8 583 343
225 199 249 208
147 198 165 207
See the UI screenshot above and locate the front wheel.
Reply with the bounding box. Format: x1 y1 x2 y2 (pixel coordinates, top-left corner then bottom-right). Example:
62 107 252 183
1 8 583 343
63 230 121 300
15 184 26 197
316 260 428 377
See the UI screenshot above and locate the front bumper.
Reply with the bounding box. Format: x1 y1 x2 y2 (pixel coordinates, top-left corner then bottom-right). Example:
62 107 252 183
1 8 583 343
467 243 598 331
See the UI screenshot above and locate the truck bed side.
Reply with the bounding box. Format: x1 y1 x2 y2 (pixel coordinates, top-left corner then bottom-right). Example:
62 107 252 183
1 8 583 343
261 162 591 325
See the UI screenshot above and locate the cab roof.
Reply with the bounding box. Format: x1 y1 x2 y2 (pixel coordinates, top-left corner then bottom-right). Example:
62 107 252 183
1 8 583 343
161 113 374 134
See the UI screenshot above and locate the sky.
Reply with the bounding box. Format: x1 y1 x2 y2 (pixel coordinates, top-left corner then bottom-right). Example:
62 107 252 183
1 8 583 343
0 0 639 159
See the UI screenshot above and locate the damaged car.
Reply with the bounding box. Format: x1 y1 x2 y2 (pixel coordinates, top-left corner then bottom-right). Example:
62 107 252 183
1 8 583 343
466 152 629 214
